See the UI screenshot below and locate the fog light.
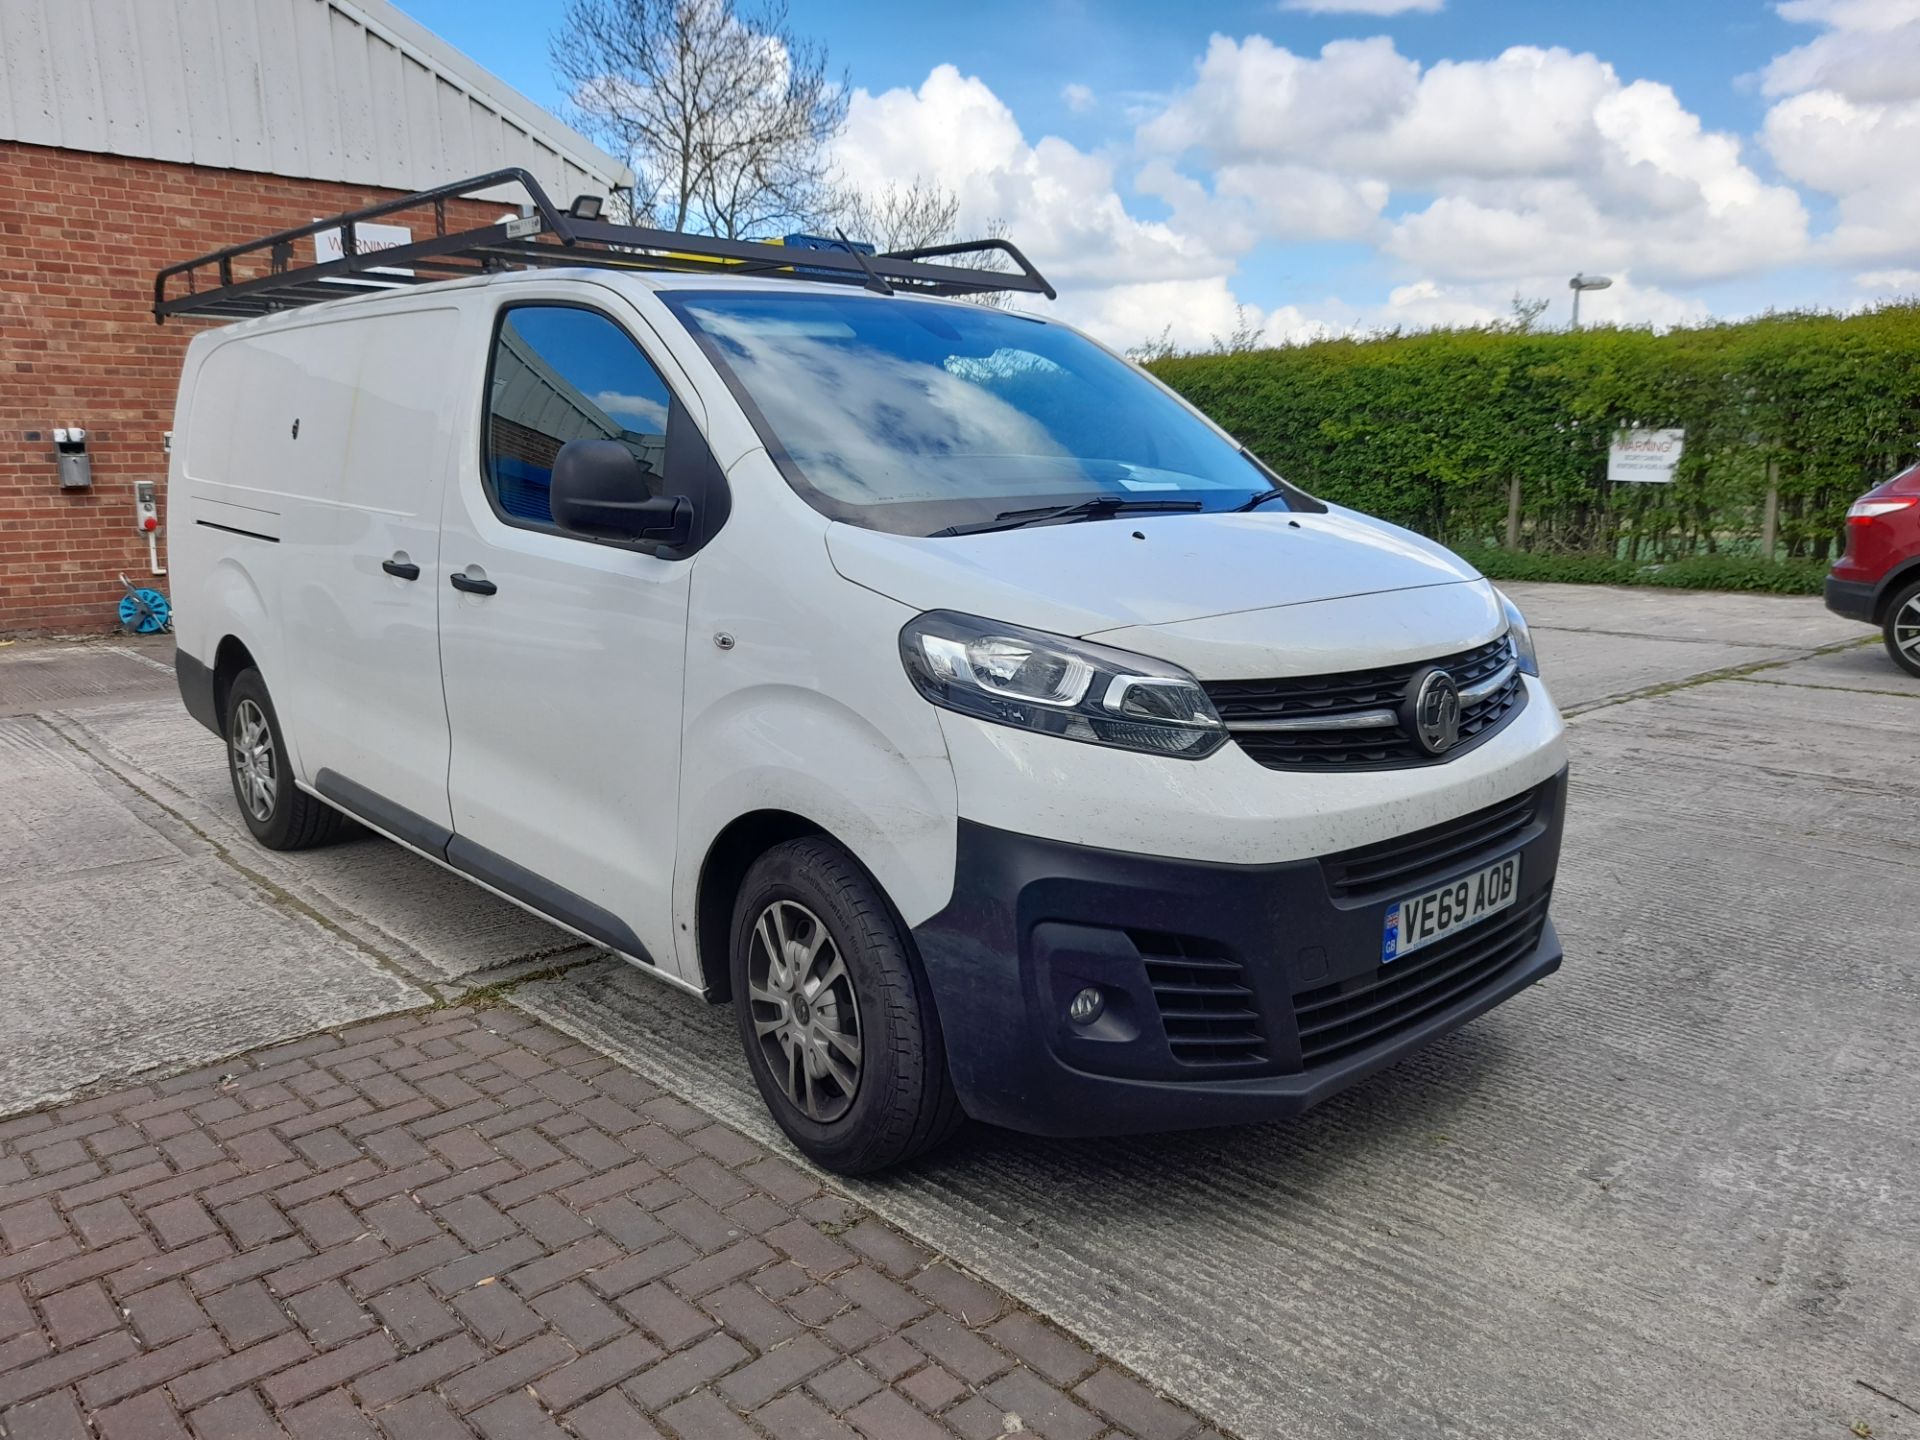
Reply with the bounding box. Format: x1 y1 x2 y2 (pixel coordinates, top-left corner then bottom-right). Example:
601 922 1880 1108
1067 987 1105 1025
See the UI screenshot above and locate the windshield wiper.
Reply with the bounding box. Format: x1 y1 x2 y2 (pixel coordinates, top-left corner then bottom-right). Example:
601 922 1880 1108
935 495 1203 537
1235 488 1292 512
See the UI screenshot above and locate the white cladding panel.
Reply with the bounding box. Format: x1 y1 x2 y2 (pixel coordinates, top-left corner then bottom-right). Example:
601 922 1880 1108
0 0 631 198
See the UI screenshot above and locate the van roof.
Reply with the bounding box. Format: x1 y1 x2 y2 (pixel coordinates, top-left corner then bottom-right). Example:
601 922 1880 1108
155 167 1055 326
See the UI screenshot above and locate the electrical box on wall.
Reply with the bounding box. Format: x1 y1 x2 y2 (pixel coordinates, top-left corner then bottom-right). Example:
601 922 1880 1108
54 427 92 489
134 481 159 534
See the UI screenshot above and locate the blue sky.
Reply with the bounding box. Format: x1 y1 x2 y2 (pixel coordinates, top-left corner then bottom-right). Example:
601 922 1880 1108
396 0 1920 347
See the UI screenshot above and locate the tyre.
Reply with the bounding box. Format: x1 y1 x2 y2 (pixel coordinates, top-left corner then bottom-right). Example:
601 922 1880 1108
1885 579 1920 678
224 668 349 850
731 837 963 1174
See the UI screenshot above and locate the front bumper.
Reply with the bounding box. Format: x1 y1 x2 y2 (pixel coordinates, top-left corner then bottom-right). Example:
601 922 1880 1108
913 768 1568 1136
1824 575 1876 623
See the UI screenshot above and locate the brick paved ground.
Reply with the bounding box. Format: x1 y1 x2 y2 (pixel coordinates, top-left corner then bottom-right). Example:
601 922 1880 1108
0 1007 1219 1440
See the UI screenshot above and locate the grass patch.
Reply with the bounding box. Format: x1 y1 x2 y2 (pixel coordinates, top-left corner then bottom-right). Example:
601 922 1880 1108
1453 547 1829 596
447 962 586 1010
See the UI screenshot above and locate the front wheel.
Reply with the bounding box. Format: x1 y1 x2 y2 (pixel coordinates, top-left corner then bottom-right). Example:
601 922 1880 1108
731 838 962 1174
1885 580 1920 678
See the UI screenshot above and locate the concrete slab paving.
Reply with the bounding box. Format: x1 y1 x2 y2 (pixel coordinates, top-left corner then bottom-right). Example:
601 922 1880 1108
49 702 587 986
0 715 179 885
1526 628 1793 711
1498 581 1865 650
1746 642 1920 698
0 715 425 1113
1499 580 1881 712
0 638 176 716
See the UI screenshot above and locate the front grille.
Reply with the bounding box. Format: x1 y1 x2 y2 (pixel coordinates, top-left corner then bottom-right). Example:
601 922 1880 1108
1292 890 1551 1069
1132 932 1268 1067
1322 784 1543 900
1204 637 1526 772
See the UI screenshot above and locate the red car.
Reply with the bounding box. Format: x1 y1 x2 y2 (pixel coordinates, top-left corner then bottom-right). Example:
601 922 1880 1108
1827 463 1920 677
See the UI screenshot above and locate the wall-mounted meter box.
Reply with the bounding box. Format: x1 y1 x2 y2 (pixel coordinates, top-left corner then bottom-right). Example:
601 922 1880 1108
54 427 92 490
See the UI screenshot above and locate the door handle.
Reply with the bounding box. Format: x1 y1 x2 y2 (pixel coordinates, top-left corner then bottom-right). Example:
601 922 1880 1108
381 558 421 581
449 571 497 596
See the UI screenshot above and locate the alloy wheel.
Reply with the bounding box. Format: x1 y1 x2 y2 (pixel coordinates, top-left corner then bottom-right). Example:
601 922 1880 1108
1897 596 1920 662
230 698 277 823
746 900 863 1122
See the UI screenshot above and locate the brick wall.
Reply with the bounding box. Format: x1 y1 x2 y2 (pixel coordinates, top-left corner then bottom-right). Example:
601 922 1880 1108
0 143 502 634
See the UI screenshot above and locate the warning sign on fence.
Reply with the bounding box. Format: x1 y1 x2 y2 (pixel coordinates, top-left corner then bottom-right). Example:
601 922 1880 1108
1607 428 1685 484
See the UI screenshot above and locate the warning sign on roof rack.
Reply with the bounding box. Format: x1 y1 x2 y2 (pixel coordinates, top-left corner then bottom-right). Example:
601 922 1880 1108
313 222 414 280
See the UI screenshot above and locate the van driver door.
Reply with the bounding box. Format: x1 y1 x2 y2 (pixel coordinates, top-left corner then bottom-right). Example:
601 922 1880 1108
434 292 699 983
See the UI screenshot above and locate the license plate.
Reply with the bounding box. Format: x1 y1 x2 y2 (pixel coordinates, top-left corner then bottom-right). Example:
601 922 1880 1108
1382 854 1521 963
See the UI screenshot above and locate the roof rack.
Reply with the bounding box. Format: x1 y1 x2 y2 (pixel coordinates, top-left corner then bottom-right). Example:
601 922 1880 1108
154 168 1056 324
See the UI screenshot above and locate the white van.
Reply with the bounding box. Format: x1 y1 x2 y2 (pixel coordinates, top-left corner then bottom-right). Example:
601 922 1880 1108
161 178 1569 1172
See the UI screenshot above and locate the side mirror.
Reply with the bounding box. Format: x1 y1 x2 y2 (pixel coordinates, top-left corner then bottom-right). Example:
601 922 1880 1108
549 439 693 547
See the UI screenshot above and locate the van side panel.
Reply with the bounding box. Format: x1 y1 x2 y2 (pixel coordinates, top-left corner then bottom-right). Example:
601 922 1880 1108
169 329 294 760
171 305 463 831
674 451 960 970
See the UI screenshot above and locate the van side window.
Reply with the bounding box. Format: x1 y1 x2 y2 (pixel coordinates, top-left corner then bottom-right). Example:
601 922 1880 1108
483 305 675 531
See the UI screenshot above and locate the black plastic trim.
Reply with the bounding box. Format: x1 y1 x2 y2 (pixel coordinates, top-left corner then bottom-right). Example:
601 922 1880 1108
176 650 220 736
445 835 652 964
196 519 279 543
314 768 453 854
307 768 654 964
1824 574 1875 622
911 769 1568 1137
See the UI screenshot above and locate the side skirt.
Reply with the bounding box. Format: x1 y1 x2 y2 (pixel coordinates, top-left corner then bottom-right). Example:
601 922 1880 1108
299 772 703 999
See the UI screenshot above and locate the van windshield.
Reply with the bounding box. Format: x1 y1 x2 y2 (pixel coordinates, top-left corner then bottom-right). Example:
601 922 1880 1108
662 290 1286 536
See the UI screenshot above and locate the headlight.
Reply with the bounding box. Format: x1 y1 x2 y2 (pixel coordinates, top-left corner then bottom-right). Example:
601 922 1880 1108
900 611 1227 759
1496 589 1539 677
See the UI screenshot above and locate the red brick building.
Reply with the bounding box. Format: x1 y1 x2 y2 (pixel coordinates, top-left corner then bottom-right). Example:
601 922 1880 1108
0 0 628 633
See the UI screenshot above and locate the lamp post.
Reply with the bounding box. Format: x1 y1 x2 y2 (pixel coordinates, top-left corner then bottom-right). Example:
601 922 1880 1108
1569 273 1613 330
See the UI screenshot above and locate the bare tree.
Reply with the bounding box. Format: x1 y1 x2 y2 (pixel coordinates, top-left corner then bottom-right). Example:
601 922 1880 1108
839 178 960 253
552 0 848 238
835 178 1018 307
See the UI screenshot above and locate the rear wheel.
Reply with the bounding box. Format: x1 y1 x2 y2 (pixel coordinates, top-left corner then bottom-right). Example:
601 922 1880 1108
1885 580 1920 678
731 837 962 1174
224 669 348 850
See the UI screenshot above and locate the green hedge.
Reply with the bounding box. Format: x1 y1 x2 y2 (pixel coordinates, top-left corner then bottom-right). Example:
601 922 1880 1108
1452 547 1829 596
1149 306 1920 570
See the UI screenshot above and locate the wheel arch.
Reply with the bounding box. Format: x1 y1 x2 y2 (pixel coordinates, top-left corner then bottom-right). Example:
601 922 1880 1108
1874 559 1920 623
693 810 827 1002
211 634 259 730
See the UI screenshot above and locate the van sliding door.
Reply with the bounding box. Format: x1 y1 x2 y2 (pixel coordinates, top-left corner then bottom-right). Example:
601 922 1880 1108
277 308 458 843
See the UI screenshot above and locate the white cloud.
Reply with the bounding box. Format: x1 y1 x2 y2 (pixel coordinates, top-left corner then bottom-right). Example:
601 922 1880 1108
1277 0 1443 13
1761 0 1920 261
1374 275 1707 331
834 66 1263 349
1856 267 1920 292
1139 37 1809 287
1763 18 1920 101
827 15 1915 354
593 391 669 430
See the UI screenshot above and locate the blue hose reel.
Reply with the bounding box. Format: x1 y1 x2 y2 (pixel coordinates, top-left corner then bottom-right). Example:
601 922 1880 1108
118 575 172 634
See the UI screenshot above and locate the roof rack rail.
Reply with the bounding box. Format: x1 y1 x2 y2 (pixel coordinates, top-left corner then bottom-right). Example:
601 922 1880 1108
154 168 1056 324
